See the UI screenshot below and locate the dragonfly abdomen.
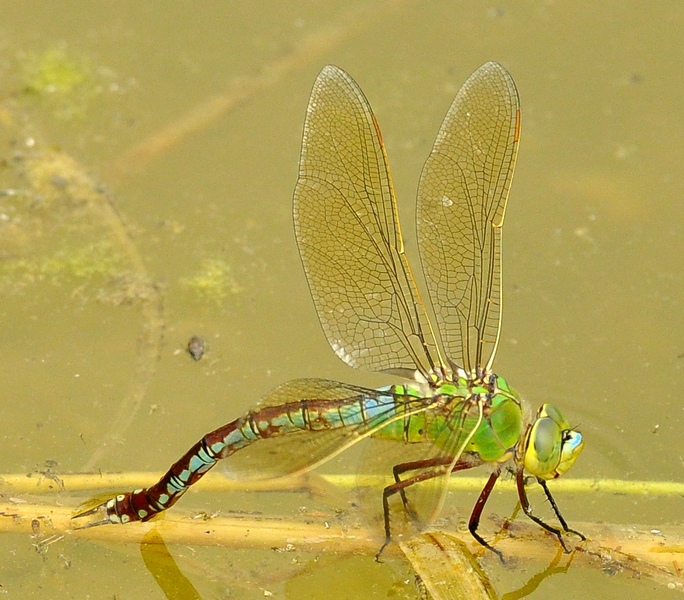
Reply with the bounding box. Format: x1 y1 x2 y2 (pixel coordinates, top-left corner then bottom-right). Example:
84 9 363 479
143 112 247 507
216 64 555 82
210 392 411 450
92 387 415 525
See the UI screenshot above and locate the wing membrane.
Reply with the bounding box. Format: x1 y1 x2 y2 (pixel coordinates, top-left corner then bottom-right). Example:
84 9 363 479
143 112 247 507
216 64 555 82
224 378 482 535
416 62 520 373
222 378 432 480
294 66 443 377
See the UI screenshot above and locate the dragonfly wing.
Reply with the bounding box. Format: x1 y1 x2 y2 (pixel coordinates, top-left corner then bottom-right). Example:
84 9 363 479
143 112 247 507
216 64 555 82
227 379 482 534
221 378 433 480
294 66 442 377
416 62 520 373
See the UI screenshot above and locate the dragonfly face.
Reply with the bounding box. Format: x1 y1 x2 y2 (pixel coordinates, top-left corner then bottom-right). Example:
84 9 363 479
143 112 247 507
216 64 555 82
522 404 585 480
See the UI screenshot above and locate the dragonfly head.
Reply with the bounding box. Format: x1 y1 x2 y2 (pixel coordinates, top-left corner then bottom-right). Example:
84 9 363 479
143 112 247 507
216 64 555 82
522 404 584 480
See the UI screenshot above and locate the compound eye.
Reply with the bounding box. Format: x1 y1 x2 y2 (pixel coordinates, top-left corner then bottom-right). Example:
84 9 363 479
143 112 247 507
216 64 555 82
523 404 584 480
524 411 562 479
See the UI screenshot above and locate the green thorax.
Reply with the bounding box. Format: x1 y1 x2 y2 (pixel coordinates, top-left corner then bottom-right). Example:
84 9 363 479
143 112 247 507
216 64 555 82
375 373 524 464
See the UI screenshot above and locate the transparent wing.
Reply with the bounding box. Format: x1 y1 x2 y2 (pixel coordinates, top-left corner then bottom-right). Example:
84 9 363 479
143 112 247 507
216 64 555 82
224 378 482 536
416 62 520 373
294 66 444 378
387 397 484 528
221 378 433 480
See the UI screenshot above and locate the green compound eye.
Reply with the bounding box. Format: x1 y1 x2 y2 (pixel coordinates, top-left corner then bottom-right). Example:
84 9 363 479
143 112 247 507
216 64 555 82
524 404 585 480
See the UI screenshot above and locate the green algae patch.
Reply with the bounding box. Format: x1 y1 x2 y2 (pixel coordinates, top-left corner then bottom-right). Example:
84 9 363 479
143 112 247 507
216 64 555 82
0 240 125 290
180 258 243 303
21 47 102 119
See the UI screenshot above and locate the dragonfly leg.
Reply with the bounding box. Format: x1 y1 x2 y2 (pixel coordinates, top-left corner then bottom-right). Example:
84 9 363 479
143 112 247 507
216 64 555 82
468 469 504 562
538 479 586 542
391 456 453 518
515 470 583 552
376 459 454 562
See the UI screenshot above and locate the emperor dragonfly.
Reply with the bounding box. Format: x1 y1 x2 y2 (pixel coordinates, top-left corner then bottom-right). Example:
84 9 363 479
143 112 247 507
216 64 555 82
73 62 584 558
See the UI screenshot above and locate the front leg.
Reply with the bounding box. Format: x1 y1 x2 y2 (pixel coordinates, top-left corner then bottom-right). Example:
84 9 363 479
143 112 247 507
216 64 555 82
539 479 586 542
515 470 584 552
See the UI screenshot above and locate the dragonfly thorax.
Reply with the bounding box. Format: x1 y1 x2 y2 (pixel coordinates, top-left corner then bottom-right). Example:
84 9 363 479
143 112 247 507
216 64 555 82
521 404 584 480
412 372 526 464
415 364 497 390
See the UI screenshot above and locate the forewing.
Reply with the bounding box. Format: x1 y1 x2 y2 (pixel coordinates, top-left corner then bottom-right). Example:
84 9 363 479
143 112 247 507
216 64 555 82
416 62 520 373
294 66 442 377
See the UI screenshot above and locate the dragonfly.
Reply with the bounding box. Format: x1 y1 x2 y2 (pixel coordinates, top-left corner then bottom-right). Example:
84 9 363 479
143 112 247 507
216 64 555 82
73 62 585 558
